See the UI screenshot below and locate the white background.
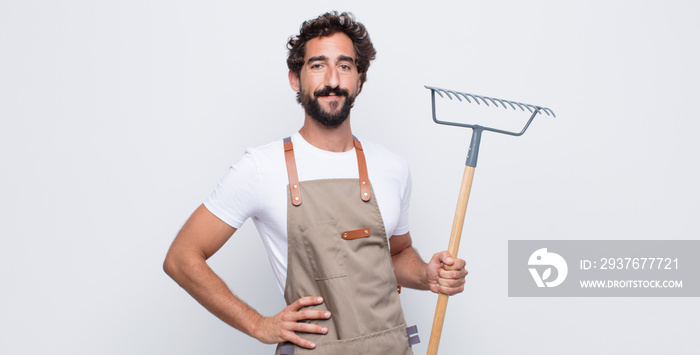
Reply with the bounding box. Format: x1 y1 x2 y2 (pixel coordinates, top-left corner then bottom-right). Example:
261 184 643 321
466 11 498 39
1 1 699 354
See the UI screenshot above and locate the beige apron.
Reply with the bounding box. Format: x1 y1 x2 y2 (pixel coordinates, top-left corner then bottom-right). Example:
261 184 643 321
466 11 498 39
275 137 415 354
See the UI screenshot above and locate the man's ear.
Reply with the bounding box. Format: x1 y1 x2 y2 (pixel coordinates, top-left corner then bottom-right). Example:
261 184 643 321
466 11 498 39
289 70 300 92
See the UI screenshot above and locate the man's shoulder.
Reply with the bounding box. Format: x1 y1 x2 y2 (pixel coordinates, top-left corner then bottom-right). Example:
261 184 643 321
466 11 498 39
223 138 286 179
240 138 284 163
247 137 284 154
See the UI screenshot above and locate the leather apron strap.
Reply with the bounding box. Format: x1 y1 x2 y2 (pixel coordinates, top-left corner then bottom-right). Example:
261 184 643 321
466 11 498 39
283 137 302 206
283 136 371 205
353 138 371 202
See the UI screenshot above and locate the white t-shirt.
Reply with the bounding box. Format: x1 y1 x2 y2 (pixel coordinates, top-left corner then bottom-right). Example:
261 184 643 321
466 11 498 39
204 132 412 293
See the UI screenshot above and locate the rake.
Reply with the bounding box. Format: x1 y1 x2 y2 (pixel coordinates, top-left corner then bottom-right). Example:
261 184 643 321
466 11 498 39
424 85 555 355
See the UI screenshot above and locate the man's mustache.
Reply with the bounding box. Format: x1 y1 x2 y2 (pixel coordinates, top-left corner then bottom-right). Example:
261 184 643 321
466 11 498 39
314 86 349 97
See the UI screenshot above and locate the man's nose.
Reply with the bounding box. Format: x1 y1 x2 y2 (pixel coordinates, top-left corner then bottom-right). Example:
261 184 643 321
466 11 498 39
324 66 340 88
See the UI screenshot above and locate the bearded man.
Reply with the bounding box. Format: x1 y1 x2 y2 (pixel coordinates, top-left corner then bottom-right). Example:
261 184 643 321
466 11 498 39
164 11 467 354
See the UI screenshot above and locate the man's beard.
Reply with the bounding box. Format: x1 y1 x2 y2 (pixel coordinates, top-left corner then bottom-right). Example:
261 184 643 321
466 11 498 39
297 85 356 127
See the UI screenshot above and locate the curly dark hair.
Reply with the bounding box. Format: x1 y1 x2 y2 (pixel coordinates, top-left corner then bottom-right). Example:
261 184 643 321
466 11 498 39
287 11 377 90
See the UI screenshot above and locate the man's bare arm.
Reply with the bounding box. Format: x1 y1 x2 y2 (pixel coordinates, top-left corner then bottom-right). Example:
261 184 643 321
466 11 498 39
163 204 329 349
389 232 467 295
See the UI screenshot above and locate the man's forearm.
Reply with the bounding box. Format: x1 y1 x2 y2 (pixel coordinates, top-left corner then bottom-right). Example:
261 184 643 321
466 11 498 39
391 246 430 290
164 252 263 338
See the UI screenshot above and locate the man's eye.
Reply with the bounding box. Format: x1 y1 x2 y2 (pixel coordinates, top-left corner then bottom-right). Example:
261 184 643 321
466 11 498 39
310 63 323 69
340 64 351 70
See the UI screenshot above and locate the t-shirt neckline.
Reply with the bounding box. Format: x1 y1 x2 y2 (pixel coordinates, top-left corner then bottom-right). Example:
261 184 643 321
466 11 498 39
292 131 357 158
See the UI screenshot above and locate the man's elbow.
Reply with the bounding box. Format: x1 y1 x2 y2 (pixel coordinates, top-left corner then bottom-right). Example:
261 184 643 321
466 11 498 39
389 233 413 256
163 247 182 279
163 245 207 282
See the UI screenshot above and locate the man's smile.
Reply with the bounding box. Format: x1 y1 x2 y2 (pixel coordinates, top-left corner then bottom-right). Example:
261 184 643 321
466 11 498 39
318 94 342 100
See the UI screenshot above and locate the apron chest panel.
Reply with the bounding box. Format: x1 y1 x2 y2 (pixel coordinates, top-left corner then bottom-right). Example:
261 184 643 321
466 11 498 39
278 138 413 355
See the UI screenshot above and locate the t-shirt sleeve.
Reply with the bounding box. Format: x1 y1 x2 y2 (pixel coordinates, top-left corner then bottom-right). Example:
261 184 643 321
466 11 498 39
203 149 261 229
393 166 412 236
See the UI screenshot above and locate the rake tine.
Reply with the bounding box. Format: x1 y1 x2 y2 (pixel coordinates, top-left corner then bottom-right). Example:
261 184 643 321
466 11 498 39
464 93 480 105
482 96 499 108
448 90 463 102
434 89 445 99
474 94 490 106
441 89 454 99
542 107 556 117
511 102 526 111
457 92 472 104
491 98 509 110
503 100 518 110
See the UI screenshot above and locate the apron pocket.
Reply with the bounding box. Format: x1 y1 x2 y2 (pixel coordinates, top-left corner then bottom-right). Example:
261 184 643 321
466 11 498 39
298 219 348 280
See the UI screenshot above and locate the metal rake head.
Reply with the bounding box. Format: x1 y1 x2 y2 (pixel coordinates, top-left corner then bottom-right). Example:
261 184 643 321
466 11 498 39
426 85 556 137
426 85 556 167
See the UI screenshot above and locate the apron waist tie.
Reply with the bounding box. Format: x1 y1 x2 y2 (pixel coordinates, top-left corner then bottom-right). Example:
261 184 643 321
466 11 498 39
278 325 420 354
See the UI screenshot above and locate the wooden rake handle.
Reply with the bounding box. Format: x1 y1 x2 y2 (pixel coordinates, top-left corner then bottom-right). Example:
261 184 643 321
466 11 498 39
426 164 476 355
